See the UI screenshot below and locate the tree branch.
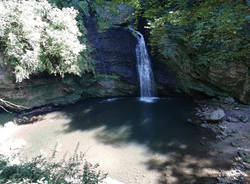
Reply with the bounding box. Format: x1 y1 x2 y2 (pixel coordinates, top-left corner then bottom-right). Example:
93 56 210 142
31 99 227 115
0 98 28 112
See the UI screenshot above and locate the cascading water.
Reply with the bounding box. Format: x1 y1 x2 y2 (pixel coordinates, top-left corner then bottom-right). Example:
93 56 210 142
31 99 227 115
130 28 156 101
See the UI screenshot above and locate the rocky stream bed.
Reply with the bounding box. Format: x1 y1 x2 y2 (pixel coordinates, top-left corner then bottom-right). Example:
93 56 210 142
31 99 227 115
191 97 250 184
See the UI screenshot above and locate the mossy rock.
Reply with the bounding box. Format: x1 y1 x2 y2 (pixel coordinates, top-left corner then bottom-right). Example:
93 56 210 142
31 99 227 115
0 71 137 109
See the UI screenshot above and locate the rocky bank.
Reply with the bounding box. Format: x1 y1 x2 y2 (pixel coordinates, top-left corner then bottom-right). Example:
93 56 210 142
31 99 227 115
191 97 250 184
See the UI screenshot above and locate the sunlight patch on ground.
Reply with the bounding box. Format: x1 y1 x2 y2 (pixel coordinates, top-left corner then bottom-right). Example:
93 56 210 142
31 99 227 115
101 177 125 184
0 121 19 141
0 121 26 164
145 153 224 184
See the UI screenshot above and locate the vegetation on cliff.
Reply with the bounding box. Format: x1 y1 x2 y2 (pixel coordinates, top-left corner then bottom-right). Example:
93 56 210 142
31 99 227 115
110 0 249 67
109 0 250 103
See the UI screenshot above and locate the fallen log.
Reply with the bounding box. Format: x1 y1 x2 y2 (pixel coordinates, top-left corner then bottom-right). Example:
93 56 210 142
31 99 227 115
0 98 28 113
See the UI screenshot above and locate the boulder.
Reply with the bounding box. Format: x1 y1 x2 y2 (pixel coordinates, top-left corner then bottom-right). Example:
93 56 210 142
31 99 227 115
205 109 225 122
224 97 235 104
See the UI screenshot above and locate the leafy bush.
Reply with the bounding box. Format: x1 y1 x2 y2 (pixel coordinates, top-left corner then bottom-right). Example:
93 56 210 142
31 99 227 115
150 1 250 68
0 152 106 184
0 0 88 82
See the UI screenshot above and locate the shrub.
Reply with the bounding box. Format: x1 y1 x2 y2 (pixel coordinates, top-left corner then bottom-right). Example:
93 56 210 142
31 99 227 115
0 152 106 184
0 0 87 82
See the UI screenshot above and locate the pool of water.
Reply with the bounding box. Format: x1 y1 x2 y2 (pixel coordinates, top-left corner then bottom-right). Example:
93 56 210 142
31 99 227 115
6 97 220 184
61 97 211 154
0 97 213 153
0 112 16 125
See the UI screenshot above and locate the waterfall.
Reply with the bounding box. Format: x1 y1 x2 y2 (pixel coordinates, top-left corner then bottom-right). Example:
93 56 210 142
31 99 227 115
130 28 156 99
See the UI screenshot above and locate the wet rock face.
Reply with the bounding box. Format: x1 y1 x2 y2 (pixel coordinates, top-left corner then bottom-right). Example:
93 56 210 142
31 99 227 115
208 63 250 104
90 27 138 83
86 15 179 96
152 62 180 96
0 72 137 108
155 33 250 104
0 75 72 108
86 9 139 83
86 5 138 84
184 62 249 104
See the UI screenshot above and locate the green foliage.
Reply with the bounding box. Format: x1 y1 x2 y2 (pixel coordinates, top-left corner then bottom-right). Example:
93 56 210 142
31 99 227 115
111 0 250 69
48 0 95 74
0 0 92 82
185 1 250 67
0 152 106 184
91 0 134 31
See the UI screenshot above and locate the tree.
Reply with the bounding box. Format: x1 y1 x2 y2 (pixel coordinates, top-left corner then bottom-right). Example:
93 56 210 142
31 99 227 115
0 0 88 82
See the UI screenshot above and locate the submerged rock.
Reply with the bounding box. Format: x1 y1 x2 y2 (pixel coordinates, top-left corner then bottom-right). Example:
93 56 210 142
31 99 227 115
186 118 192 123
224 97 235 104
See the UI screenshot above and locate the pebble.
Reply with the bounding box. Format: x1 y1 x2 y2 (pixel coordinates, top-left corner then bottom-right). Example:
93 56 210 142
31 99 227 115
187 118 192 123
226 116 238 123
238 115 249 123
231 142 240 147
